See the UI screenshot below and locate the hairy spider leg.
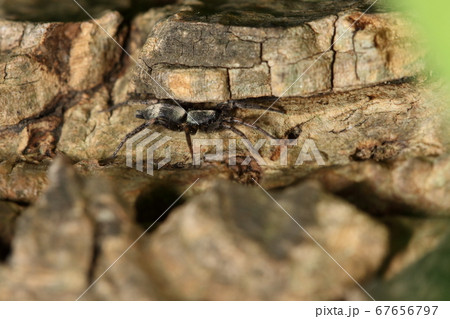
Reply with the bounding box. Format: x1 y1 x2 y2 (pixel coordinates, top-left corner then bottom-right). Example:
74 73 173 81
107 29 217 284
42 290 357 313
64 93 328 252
228 101 285 114
111 119 156 158
183 128 194 160
222 124 266 164
143 117 195 161
224 117 277 140
100 98 159 113
99 101 130 113
222 124 249 140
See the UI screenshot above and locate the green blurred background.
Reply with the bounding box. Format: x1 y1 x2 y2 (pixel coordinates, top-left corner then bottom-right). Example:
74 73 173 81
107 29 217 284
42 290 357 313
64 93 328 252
396 0 450 82
366 0 450 301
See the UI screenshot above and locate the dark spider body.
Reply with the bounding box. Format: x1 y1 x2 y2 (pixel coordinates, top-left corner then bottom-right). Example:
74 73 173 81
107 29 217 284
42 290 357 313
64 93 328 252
110 99 283 160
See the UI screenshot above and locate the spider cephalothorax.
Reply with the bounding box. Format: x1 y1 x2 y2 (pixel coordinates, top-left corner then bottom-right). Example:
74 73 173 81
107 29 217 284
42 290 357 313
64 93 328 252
109 98 284 160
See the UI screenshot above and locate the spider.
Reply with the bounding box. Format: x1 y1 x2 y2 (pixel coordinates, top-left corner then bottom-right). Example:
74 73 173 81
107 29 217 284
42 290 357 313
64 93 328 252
107 97 284 160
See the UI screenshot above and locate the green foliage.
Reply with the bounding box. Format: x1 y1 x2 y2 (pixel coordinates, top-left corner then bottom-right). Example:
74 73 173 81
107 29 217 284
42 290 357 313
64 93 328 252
394 0 450 81
373 229 450 300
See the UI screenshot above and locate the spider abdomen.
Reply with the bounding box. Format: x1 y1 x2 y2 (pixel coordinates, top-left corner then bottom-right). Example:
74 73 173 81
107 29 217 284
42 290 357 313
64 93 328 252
186 110 217 125
136 103 187 123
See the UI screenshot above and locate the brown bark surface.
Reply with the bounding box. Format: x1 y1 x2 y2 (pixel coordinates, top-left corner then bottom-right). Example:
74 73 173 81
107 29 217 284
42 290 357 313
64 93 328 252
0 0 449 301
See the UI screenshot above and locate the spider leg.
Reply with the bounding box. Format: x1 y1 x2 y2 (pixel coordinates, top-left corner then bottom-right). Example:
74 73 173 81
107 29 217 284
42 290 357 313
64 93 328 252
224 117 277 140
222 124 249 140
229 100 285 114
99 101 130 113
110 120 155 159
184 128 194 160
99 98 159 113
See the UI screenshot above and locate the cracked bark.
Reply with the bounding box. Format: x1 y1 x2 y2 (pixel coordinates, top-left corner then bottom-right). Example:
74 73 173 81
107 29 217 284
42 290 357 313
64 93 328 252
0 0 446 185
133 2 424 101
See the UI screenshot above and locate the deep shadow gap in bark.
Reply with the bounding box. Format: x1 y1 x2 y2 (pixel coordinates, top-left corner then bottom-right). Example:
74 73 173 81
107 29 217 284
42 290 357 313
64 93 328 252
0 201 25 262
0 0 177 23
134 183 184 232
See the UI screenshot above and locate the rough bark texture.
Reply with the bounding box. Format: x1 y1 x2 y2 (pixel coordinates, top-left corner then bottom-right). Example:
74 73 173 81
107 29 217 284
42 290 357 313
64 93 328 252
135 2 424 101
0 0 449 301
0 159 388 300
144 179 388 300
0 158 158 300
0 80 446 169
